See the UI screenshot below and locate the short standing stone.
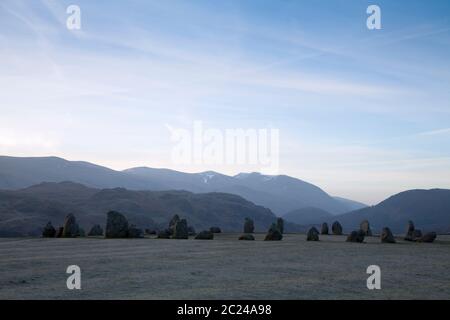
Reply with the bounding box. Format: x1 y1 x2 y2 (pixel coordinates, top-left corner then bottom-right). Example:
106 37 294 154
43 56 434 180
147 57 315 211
42 222 56 238
332 221 343 235
128 225 144 238
210 227 221 233
195 230 214 240
321 223 329 235
346 230 365 243
62 214 80 238
88 224 103 236
360 220 372 236
419 232 437 243
406 228 423 241
244 218 255 234
306 227 320 241
380 227 396 243
105 211 129 238
157 229 172 239
145 229 157 235
239 234 255 240
276 218 284 234
173 219 188 239
264 223 283 241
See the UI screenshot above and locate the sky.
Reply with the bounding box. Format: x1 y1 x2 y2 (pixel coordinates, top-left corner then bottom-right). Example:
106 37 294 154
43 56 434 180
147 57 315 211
0 0 450 204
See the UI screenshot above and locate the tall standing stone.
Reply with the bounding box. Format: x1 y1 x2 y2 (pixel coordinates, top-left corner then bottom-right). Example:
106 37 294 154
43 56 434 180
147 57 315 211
169 214 180 235
105 211 129 238
332 221 343 235
173 219 189 239
321 223 329 235
244 218 255 234
62 214 80 238
360 220 372 236
276 218 284 234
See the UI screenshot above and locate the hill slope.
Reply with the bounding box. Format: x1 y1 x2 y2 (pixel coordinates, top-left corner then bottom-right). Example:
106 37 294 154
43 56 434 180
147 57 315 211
331 189 450 234
283 207 333 225
0 182 302 236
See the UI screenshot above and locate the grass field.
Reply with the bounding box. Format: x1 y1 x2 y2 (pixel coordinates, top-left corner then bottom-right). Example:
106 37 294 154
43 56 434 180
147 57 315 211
0 233 449 299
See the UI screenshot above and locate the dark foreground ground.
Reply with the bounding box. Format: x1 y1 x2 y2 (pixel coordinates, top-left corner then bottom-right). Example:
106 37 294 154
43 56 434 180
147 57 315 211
0 233 449 299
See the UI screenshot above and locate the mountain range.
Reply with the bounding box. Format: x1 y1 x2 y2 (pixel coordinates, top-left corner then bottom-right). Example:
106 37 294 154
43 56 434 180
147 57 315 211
0 156 365 215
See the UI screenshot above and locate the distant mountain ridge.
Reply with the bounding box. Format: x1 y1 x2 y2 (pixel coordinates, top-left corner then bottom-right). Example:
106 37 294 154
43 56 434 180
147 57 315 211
0 156 362 215
0 181 303 236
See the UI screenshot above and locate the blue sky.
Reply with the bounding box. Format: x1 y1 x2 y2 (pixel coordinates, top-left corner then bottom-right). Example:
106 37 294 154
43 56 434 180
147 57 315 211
0 0 450 204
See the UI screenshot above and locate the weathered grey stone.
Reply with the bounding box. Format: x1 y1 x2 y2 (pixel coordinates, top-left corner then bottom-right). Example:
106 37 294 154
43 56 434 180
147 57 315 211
88 224 103 236
264 223 283 241
169 214 180 235
418 232 437 243
62 214 80 238
210 226 221 233
306 227 320 241
128 225 144 238
105 211 129 238
360 220 372 236
381 227 396 243
276 218 284 234
346 230 365 243
321 223 329 235
55 227 64 238
42 222 56 238
244 218 255 234
195 230 214 240
157 229 172 239
332 221 343 235
239 234 255 240
405 228 423 242
173 219 188 239
404 220 415 240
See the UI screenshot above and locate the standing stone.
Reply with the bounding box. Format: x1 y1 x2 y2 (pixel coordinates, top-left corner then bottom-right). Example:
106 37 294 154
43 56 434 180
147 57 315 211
88 224 104 236
264 223 283 241
239 234 255 240
244 218 255 234
42 222 56 238
332 221 343 235
321 223 329 235
128 225 144 238
157 229 172 239
55 227 64 238
404 220 415 240
346 230 365 243
169 214 180 235
276 218 284 234
62 214 80 238
418 232 437 243
381 227 396 243
306 227 320 241
173 219 188 239
195 230 214 240
105 211 129 238
405 226 423 242
210 227 221 233
360 220 372 236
